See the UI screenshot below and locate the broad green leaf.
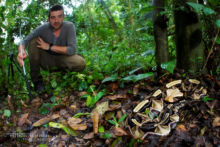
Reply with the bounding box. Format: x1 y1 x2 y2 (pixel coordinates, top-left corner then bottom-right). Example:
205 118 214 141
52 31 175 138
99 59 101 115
187 2 203 13
203 7 215 15
73 113 91 118
51 80 57 88
88 85 96 93
98 126 105 133
118 114 128 123
86 95 92 107
50 96 56 103
91 96 97 108
4 109 11 117
123 72 154 82
80 94 89 99
187 2 215 15
102 73 118 83
49 122 63 129
108 120 117 126
49 122 76 136
38 144 47 147
78 81 88 91
129 67 143 75
138 6 154 14
62 126 77 136
95 90 106 102
216 19 220 28
161 60 176 74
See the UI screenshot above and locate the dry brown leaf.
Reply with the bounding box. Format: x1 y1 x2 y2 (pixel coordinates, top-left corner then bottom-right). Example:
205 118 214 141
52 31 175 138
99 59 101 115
31 98 42 109
33 117 50 127
68 118 87 130
7 95 14 112
83 132 94 139
109 82 119 91
77 91 88 97
105 94 128 100
108 104 121 111
33 114 60 127
113 126 128 136
68 118 82 124
165 88 183 102
92 101 109 116
18 113 29 127
69 104 77 112
133 84 140 95
20 100 28 108
51 114 61 119
92 111 99 134
213 117 220 127
69 123 87 130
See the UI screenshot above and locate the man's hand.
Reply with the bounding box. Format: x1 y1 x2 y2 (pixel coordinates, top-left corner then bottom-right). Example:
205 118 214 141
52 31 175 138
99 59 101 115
17 44 27 67
37 37 49 50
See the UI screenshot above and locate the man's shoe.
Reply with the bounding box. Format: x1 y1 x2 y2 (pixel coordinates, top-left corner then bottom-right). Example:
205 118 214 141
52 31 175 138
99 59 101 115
34 81 45 94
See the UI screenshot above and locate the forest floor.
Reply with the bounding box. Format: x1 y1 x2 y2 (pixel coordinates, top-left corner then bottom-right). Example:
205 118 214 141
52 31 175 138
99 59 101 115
0 73 220 147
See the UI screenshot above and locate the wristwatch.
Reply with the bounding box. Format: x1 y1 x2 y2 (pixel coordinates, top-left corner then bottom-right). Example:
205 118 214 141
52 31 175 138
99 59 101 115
49 43 53 51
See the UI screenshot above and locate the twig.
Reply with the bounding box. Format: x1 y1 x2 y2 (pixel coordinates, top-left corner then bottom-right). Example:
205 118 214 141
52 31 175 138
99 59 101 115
202 29 220 72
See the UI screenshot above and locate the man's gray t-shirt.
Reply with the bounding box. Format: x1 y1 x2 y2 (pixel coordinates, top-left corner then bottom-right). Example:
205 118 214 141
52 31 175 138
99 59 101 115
22 21 76 55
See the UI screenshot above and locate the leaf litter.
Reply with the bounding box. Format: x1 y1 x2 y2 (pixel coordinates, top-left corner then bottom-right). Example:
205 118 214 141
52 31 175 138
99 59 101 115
0 74 220 146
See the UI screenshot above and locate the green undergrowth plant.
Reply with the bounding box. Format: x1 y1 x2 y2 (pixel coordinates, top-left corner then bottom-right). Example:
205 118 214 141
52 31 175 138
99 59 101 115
80 85 106 108
98 126 112 139
39 96 60 115
107 114 128 127
102 71 154 85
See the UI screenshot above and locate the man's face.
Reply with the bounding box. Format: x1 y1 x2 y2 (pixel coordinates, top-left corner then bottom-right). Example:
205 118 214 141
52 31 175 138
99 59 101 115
49 10 64 30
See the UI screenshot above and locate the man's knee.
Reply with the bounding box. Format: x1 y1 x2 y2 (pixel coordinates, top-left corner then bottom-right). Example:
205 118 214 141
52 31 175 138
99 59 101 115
67 55 86 72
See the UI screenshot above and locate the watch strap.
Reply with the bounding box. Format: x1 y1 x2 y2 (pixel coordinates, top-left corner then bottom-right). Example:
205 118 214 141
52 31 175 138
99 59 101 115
49 43 53 51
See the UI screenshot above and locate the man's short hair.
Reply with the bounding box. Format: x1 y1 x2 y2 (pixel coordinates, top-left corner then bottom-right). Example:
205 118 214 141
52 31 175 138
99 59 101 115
48 4 64 17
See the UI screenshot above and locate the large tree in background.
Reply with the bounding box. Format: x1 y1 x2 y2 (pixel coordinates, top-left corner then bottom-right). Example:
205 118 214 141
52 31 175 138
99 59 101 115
174 0 205 74
152 0 169 73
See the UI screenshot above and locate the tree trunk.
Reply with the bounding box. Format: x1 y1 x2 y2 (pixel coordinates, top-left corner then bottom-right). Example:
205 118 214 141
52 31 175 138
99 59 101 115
174 0 205 74
99 0 122 41
152 0 169 72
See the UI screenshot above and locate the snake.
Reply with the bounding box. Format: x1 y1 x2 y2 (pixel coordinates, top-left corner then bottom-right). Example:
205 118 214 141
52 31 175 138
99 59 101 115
128 79 207 139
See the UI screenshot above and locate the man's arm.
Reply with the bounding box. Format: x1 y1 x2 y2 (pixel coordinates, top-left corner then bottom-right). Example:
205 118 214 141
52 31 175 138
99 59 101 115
66 22 77 55
37 22 77 55
17 25 43 66
36 37 67 54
